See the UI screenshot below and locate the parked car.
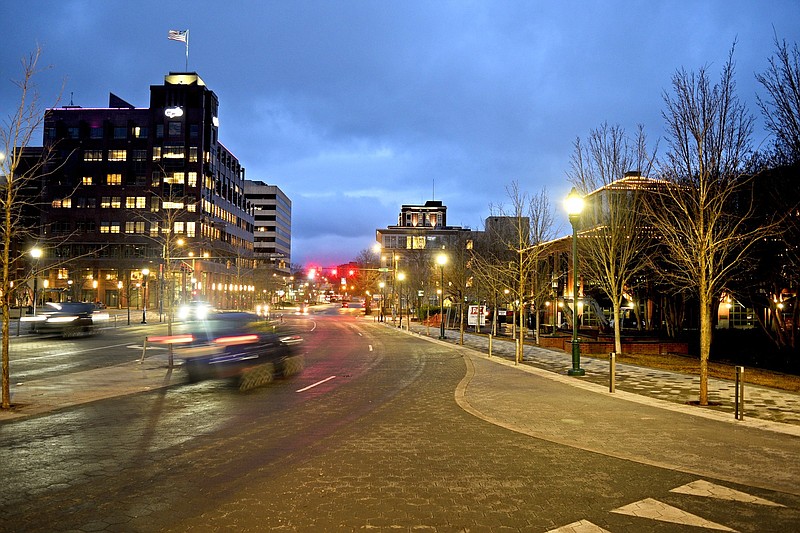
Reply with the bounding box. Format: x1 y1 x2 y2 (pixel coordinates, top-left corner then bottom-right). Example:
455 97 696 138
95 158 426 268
156 312 304 390
24 302 108 337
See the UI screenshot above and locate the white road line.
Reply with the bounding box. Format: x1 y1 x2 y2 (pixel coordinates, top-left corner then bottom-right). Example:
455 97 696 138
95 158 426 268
12 342 134 363
296 375 336 392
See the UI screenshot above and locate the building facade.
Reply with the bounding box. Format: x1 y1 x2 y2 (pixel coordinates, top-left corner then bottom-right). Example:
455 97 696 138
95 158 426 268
38 72 256 310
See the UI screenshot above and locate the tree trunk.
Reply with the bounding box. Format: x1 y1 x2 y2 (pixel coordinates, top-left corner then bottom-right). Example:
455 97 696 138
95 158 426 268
612 303 622 355
698 295 712 406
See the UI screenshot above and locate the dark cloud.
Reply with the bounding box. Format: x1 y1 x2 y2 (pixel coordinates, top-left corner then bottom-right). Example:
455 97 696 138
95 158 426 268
3 1 799 266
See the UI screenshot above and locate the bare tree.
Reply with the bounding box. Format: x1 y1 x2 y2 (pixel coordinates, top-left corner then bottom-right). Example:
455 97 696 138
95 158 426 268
0 47 62 409
473 183 555 362
567 123 655 354
756 34 800 164
648 46 767 406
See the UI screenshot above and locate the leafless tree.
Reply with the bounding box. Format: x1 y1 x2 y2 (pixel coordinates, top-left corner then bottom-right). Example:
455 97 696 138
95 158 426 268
0 47 63 409
472 183 555 362
647 46 768 406
756 34 800 164
567 123 655 354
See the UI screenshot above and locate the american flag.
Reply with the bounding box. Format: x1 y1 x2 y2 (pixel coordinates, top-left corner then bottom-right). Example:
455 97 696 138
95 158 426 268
168 30 188 43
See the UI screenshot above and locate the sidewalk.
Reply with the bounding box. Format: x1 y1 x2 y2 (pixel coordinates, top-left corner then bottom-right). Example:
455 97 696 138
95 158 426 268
396 320 800 432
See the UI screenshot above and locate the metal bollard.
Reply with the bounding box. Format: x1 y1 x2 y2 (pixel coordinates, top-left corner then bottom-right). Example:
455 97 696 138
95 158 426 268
139 337 149 364
609 352 616 393
488 334 493 358
735 366 745 420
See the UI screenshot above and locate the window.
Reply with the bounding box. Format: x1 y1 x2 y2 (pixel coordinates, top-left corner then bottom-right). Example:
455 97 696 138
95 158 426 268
124 221 144 234
82 176 93 186
90 127 103 139
187 221 196 237
125 196 146 209
163 201 185 209
149 222 159 236
156 124 164 138
110 222 121 234
101 197 112 208
52 198 72 208
168 122 182 137
151 172 161 186
152 146 162 161
132 150 147 161
77 220 96 231
165 172 185 185
108 149 127 161
133 126 148 139
111 196 121 208
100 221 110 234
164 145 185 159
68 127 79 139
113 127 127 139
190 124 199 138
174 221 185 234
107 173 122 186
150 197 160 212
84 150 103 162
187 172 198 187
189 147 198 163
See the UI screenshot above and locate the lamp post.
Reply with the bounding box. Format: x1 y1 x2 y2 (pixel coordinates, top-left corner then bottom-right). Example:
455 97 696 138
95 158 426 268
379 281 385 322
397 272 406 329
29 247 42 316
565 187 585 376
436 253 447 339
141 268 150 324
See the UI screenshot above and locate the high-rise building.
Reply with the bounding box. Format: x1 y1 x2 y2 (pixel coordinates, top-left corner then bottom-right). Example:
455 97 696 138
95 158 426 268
38 72 255 309
244 180 291 273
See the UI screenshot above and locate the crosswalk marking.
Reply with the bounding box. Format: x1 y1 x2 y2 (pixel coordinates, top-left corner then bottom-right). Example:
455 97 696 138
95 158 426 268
545 519 611 532
611 498 736 531
670 479 785 507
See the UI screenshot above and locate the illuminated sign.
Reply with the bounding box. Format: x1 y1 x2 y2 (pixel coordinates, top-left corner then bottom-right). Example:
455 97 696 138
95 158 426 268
212 116 219 127
164 106 184 118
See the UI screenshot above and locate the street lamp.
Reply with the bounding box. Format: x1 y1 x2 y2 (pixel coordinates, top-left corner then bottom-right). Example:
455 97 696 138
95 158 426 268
397 272 406 329
141 268 150 324
565 187 585 376
436 253 447 339
379 281 386 322
29 247 42 315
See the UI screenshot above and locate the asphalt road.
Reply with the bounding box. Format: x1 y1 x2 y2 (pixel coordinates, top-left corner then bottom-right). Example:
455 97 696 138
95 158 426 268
0 310 797 532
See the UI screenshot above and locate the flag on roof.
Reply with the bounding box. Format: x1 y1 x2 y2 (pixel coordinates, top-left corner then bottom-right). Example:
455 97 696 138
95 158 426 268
168 30 188 43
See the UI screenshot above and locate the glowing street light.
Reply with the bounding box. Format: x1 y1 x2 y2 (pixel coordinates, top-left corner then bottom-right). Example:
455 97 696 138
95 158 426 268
436 253 447 339
564 187 585 377
141 268 150 324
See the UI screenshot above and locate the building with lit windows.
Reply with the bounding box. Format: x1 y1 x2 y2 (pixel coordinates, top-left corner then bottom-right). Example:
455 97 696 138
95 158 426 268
38 72 255 309
244 180 291 273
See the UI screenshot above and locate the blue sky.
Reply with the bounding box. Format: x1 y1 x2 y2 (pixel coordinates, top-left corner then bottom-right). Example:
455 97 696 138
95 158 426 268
2 1 799 266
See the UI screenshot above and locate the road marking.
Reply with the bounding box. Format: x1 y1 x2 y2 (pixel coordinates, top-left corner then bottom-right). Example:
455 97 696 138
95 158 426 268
546 520 610 533
671 479 785 507
611 498 735 531
12 342 134 363
296 375 336 392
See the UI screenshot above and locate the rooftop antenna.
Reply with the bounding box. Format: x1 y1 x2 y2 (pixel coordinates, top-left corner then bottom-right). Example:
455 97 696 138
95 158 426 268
70 92 74 106
432 179 435 201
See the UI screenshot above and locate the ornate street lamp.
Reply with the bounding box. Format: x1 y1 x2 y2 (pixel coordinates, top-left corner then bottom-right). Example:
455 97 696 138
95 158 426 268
565 187 585 376
141 268 150 324
436 253 447 339
29 247 42 316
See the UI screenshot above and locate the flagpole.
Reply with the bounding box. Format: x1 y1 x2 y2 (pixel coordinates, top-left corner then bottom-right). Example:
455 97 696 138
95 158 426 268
185 30 189 71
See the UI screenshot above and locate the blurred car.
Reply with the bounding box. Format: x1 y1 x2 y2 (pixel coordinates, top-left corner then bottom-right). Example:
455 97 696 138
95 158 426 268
177 301 213 321
341 301 349 308
155 311 304 390
24 302 108 337
296 303 310 315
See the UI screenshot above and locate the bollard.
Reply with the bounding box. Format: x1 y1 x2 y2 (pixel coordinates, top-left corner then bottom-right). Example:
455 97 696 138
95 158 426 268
139 337 148 364
735 366 745 420
609 352 616 393
488 334 493 358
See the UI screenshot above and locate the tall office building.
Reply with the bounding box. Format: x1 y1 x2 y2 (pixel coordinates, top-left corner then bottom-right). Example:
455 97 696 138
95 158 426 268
244 180 292 274
39 72 255 309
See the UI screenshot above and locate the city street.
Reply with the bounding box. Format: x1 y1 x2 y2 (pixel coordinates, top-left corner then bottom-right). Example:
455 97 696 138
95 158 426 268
0 310 798 531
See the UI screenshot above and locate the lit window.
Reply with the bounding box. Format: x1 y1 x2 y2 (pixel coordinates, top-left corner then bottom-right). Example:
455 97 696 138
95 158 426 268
189 147 198 162
164 145 185 159
174 221 185 234
165 172 185 185
110 222 121 233
163 201 185 209
107 174 122 185
111 197 121 208
101 197 111 208
83 150 103 162
100 222 110 234
151 198 160 213
108 150 127 161
187 221 196 237
82 176 93 186
125 196 146 209
187 172 197 187
125 221 136 234
152 147 162 161
133 126 148 139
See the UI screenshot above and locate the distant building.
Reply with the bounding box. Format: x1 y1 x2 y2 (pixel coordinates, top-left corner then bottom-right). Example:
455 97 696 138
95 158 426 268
376 200 471 257
38 72 255 308
244 180 291 274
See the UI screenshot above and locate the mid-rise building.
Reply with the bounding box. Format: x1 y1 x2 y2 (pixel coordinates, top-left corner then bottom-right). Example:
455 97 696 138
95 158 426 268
244 180 291 273
38 72 255 309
